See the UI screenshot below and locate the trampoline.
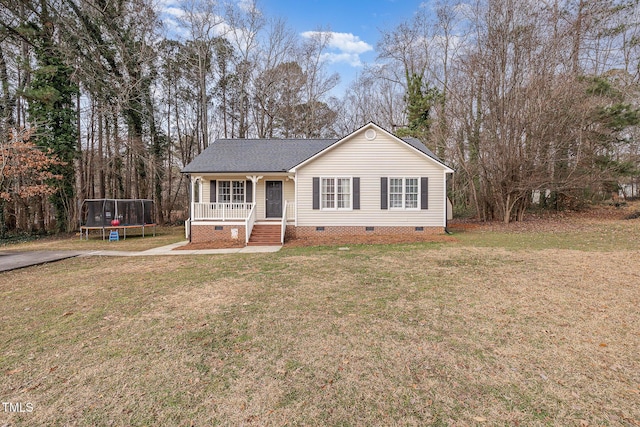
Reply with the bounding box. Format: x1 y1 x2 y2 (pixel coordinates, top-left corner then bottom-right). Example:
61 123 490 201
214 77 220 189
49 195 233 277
80 199 156 240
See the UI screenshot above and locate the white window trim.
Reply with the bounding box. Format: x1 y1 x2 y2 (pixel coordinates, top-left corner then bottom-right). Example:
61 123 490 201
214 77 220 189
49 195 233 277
389 177 420 210
320 176 353 211
218 180 246 204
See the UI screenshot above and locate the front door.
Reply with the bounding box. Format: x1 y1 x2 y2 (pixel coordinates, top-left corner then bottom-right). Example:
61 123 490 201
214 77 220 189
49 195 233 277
265 181 283 218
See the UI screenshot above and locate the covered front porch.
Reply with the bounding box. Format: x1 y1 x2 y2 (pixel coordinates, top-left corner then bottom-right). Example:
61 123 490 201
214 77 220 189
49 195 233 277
191 202 296 222
187 174 296 245
188 202 295 245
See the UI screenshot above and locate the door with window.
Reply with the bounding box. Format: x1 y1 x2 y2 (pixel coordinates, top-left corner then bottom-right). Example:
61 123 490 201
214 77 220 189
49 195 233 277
265 181 283 218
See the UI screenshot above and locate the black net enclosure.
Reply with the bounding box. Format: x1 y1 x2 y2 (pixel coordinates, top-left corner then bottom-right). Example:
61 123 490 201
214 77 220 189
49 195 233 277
83 199 155 227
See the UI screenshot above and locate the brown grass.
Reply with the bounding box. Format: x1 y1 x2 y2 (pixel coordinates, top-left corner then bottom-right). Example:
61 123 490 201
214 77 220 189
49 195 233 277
176 240 245 250
0 226 185 252
1 206 639 426
285 232 458 247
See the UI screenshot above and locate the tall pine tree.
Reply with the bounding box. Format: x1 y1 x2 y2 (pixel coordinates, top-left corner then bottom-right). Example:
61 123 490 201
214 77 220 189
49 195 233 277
22 12 78 231
397 73 440 147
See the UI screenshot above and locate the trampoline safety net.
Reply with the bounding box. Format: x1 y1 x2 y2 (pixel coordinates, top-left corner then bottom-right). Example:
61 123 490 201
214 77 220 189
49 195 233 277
83 199 155 227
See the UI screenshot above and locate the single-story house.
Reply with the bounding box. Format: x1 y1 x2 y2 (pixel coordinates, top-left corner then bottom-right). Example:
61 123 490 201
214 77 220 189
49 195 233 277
181 122 454 245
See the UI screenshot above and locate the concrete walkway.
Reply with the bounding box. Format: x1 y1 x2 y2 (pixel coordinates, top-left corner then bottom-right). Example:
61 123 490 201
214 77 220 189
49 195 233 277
84 241 282 257
0 242 281 272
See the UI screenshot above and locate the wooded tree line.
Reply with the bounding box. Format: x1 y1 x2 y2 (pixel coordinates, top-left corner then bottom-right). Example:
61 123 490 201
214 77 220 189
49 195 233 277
0 0 638 233
353 0 640 222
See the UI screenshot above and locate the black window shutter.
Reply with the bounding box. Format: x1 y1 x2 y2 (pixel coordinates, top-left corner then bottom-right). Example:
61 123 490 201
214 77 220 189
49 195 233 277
246 180 253 203
380 177 388 210
312 177 320 210
210 180 216 203
353 177 360 210
421 177 428 210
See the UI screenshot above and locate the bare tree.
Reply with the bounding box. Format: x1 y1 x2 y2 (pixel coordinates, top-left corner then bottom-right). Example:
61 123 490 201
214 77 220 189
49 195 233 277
179 0 224 149
295 28 339 137
224 0 264 138
252 17 298 137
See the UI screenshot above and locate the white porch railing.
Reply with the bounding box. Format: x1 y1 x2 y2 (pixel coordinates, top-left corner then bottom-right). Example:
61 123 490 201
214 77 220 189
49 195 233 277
193 202 254 221
285 202 296 222
246 203 257 244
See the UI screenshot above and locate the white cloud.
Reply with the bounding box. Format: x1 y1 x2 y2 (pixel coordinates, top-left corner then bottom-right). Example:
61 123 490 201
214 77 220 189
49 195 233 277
158 1 228 41
164 6 186 18
237 0 260 14
301 31 373 67
154 0 176 8
321 52 364 67
326 32 373 55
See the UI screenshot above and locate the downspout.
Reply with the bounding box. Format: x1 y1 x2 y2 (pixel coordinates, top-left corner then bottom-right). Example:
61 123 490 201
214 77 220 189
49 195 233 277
444 199 452 234
445 172 453 235
293 171 298 227
187 175 193 241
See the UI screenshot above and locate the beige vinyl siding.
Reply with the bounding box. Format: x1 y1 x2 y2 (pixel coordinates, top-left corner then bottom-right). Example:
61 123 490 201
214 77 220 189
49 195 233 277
200 175 293 220
255 179 266 219
296 132 447 227
201 178 211 204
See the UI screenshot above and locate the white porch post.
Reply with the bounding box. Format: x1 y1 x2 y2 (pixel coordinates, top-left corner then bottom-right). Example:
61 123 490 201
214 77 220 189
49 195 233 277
247 175 263 210
191 176 201 220
287 175 296 224
190 176 195 220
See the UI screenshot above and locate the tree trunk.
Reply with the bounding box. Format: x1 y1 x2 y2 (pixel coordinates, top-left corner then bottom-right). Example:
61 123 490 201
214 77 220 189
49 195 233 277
98 104 105 198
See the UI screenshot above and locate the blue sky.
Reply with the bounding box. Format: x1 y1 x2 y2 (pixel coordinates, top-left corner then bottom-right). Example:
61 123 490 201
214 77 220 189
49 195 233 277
258 0 427 94
160 0 429 95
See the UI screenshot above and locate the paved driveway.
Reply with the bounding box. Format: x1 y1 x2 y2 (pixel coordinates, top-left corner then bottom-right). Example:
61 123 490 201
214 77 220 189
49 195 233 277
0 251 83 272
0 243 281 272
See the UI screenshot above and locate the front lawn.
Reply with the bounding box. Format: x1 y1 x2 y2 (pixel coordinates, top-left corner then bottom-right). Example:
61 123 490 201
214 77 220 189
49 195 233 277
0 226 185 253
1 215 639 425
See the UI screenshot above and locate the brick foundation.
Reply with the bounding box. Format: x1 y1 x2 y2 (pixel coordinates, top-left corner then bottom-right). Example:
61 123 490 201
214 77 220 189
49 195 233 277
287 225 444 240
192 223 444 245
190 224 246 244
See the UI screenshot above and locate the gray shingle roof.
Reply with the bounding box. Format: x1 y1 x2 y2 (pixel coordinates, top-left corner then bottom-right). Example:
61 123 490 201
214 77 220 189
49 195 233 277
181 139 336 173
181 136 446 174
400 137 441 163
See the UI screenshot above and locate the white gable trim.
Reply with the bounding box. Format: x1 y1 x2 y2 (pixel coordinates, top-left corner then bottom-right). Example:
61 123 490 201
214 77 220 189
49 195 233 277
289 122 454 173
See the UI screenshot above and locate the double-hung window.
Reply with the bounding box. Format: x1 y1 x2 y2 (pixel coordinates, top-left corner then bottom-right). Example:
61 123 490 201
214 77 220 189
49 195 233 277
218 180 245 203
321 177 351 210
231 181 245 203
405 178 419 208
389 177 419 209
